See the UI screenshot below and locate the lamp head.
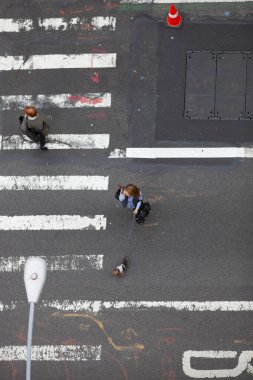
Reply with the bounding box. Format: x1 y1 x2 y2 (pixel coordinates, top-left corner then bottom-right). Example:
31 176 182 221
24 257 47 303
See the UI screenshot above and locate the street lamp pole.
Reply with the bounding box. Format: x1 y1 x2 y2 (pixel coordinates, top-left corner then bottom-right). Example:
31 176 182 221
24 257 47 380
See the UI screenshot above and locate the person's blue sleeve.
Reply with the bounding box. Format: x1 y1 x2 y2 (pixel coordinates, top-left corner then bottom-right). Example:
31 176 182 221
119 192 125 202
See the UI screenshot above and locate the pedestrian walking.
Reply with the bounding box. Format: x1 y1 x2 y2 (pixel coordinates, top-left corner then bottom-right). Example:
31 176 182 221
112 257 129 277
19 106 50 151
115 184 143 215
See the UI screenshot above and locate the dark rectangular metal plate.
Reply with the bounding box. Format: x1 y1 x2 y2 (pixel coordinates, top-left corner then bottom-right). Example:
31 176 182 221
184 51 216 119
184 51 253 120
246 53 253 119
215 52 247 119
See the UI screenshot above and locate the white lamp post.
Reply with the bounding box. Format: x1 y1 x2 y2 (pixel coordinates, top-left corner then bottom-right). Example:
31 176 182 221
24 257 47 380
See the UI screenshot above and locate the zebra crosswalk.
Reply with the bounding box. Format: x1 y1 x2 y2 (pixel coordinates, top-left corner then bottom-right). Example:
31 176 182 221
0 11 117 368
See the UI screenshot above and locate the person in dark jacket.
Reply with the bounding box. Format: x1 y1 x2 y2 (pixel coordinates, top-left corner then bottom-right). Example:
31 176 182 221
19 106 50 150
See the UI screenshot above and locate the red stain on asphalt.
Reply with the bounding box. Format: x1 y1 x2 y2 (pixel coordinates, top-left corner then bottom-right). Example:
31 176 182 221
81 22 93 31
61 338 79 345
78 36 109 41
156 327 183 332
90 51 101 83
16 325 27 343
90 71 100 83
63 362 72 380
105 2 120 9
162 370 176 379
59 5 94 16
87 111 107 119
103 351 129 380
161 355 172 366
92 47 108 54
157 336 176 350
10 363 17 380
68 95 103 105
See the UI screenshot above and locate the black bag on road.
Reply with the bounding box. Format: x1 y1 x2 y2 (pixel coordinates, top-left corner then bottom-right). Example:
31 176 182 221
135 202 151 225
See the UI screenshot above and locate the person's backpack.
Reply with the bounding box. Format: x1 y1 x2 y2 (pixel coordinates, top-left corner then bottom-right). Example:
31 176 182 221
135 202 151 225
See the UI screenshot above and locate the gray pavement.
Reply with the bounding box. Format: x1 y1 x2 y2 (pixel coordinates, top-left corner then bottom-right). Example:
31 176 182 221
0 1 252 379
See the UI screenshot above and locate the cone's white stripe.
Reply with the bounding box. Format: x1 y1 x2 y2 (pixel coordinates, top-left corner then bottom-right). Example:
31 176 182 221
0 53 116 71
169 12 178 18
1 134 110 150
0 345 101 361
0 255 103 272
0 17 116 32
0 215 106 230
0 176 109 190
126 147 253 159
1 300 252 314
0 93 111 109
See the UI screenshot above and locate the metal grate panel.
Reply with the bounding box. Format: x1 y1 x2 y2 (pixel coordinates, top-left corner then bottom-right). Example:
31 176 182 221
184 51 253 120
184 51 216 119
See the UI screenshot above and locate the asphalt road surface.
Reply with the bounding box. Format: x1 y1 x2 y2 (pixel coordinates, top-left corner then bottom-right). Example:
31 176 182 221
0 1 252 379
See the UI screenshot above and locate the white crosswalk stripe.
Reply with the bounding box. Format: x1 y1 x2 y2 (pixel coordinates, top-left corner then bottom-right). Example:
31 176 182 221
0 345 101 361
0 134 110 149
0 17 116 32
0 175 109 190
1 300 253 314
0 11 116 368
0 53 116 71
126 147 253 159
0 93 111 110
0 215 107 230
0 255 103 271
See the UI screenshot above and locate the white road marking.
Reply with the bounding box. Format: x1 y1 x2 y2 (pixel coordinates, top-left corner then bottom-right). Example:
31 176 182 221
121 0 248 3
0 301 18 312
0 176 108 190
126 147 253 159
182 350 253 378
109 148 126 158
0 18 33 32
0 17 116 32
0 53 116 71
0 215 106 230
102 301 253 311
0 345 101 361
0 255 103 272
38 16 116 31
1 134 110 149
1 300 252 314
0 93 111 109
41 300 102 314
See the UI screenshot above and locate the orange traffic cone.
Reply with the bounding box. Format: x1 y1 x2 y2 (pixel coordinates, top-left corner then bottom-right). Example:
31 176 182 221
165 4 183 28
